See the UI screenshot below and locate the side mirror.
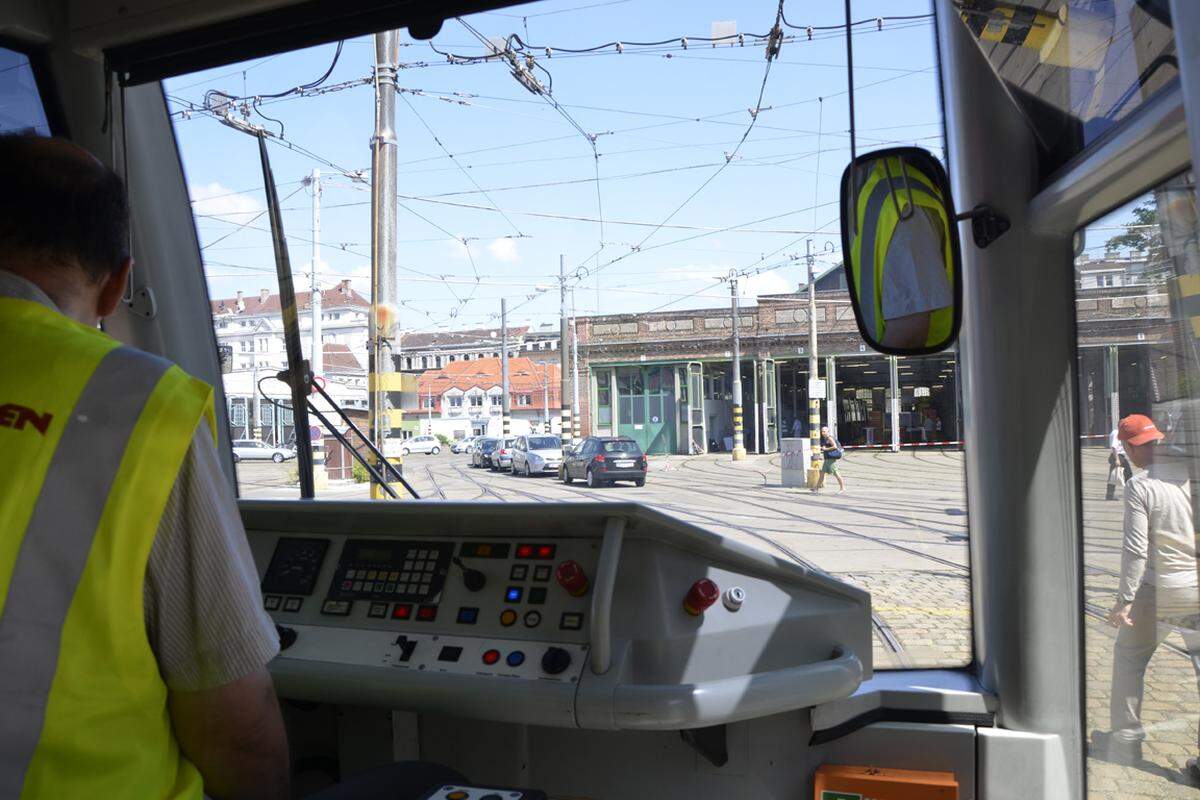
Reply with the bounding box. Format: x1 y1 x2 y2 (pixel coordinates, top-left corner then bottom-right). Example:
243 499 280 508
839 146 962 355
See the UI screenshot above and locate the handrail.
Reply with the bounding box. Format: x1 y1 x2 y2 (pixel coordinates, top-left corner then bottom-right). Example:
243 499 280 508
610 648 863 730
588 516 627 675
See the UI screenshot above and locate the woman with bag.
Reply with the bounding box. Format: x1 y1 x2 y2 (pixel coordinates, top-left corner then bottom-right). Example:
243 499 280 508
816 425 846 494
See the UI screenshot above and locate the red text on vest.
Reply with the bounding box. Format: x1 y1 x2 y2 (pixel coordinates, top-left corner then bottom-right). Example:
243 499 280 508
0 403 53 434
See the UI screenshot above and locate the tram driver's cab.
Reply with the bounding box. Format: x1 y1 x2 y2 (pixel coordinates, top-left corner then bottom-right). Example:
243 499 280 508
6 0 1200 798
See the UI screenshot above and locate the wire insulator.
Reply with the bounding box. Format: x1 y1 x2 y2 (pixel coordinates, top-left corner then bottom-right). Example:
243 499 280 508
738 33 745 46
877 17 884 31
681 37 688 49
616 42 623 53
545 47 553 58
806 26 813 40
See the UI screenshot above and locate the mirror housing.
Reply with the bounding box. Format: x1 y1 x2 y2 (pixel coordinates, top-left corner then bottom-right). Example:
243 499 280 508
839 146 963 356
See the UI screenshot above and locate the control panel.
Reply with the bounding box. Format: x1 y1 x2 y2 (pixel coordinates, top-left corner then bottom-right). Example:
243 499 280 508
419 786 546 800
245 500 872 732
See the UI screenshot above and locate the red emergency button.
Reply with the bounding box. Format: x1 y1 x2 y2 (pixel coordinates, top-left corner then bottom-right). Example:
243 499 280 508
482 649 501 666
555 560 590 597
683 578 720 615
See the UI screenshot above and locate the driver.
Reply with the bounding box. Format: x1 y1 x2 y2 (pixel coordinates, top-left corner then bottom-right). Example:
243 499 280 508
0 134 288 799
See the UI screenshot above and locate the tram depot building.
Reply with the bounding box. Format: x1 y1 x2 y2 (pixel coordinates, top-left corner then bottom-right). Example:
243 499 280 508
568 255 1170 456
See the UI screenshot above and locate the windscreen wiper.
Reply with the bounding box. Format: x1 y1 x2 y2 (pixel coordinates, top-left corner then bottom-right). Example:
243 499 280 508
254 134 419 500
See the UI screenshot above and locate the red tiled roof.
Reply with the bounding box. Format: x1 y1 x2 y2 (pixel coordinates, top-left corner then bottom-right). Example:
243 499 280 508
210 279 368 315
416 356 560 411
321 343 363 371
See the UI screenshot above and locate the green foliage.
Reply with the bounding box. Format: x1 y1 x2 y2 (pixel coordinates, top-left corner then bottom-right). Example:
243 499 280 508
352 460 369 483
1105 203 1162 260
435 433 451 446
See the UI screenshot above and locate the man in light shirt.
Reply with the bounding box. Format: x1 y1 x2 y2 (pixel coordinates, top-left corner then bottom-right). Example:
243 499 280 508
1091 414 1200 774
1107 424 1133 501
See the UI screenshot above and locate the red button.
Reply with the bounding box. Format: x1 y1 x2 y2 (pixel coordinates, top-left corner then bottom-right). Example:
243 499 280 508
683 578 720 615
516 544 534 559
417 604 438 621
391 603 412 620
536 544 555 559
482 649 501 665
555 560 590 597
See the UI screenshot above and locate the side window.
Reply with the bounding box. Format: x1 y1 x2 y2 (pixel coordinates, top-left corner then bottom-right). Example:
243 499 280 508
0 48 51 136
1074 173 1200 795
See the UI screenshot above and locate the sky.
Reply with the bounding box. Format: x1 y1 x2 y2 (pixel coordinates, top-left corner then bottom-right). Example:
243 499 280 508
165 0 943 337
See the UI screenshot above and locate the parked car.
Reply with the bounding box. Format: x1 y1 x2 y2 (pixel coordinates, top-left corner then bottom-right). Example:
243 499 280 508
231 438 295 464
451 436 475 454
493 436 518 472
511 434 563 477
561 436 647 487
471 437 500 468
402 435 441 456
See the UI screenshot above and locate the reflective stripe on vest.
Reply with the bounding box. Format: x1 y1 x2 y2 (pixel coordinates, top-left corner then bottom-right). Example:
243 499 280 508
0 297 210 799
0 346 167 795
851 159 953 345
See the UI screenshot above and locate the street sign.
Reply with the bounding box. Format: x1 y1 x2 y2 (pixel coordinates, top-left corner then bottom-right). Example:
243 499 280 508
309 425 322 441
808 379 827 397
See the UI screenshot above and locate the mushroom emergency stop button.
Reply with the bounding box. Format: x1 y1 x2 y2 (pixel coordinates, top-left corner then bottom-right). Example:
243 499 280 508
683 578 720 615
555 559 589 596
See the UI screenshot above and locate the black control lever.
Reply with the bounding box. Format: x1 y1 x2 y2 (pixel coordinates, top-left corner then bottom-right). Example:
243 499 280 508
452 557 487 592
276 624 298 651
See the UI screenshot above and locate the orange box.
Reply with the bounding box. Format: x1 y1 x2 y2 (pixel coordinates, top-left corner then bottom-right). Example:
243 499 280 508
814 764 958 799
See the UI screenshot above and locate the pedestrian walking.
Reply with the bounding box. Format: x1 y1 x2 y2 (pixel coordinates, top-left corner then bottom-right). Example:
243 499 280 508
815 425 845 494
792 416 805 440
1107 424 1133 500
1090 414 1200 776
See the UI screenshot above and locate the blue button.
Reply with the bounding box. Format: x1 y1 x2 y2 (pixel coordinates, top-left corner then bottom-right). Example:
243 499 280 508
456 606 479 625
506 651 526 667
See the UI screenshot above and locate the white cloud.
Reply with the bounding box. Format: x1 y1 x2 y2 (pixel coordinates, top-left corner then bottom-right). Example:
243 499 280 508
190 182 263 219
487 238 519 263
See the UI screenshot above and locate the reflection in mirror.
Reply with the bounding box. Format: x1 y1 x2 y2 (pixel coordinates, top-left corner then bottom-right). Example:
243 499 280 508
840 147 962 355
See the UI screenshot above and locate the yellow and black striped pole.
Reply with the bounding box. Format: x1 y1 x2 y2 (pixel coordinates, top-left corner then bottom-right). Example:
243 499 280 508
730 276 747 461
367 370 405 499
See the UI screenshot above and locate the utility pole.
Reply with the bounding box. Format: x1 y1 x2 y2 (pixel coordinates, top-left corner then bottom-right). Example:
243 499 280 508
559 255 571 444
501 298 511 438
730 275 746 461
369 29 401 498
571 288 580 444
427 385 432 431
806 239 823 487
540 363 550 432
309 167 325 488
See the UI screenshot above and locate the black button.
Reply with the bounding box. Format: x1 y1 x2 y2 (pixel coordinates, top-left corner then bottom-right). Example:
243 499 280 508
437 646 463 663
541 646 572 675
527 587 547 605
480 794 503 800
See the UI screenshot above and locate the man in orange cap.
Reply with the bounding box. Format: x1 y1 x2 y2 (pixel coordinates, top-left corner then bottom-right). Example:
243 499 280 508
1091 414 1200 772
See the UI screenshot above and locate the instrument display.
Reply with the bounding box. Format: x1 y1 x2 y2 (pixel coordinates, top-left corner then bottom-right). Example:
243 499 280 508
326 538 453 603
261 537 330 596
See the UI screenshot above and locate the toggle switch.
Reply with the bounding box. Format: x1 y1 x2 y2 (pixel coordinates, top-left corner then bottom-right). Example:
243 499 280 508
555 559 590 597
683 578 720 616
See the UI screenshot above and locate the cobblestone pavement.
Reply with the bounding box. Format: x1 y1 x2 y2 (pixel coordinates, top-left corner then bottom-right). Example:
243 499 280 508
242 447 1200 795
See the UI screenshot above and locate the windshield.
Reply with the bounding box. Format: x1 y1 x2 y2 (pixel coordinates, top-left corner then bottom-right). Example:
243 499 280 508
169 0 970 669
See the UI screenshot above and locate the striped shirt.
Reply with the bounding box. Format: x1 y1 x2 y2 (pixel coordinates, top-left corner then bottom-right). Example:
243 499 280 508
1 270 279 690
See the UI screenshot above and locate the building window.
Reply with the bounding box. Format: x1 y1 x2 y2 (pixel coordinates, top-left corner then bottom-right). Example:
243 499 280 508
469 394 483 407
595 369 613 426
490 394 502 406
449 396 463 408
517 394 531 406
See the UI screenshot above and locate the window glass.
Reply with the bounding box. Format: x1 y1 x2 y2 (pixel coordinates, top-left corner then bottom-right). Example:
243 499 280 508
958 1 1177 174
1075 173 1200 797
168 0 967 669
0 48 50 135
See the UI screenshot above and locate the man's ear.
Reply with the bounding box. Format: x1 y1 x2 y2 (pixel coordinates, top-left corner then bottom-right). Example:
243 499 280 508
97 258 133 319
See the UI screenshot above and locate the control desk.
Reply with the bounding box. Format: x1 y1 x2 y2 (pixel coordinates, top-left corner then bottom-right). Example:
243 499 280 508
245 501 871 731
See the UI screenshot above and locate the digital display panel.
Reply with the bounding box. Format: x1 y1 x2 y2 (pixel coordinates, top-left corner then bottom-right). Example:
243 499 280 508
327 539 453 603
262 537 330 596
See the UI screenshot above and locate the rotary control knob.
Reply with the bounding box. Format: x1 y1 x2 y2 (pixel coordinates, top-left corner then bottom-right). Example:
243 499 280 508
541 646 572 675
453 557 487 592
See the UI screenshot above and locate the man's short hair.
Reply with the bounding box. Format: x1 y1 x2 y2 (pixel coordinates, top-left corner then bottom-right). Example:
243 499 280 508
0 134 130 282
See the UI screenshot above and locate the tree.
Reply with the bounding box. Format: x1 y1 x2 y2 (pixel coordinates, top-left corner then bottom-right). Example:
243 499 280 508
1105 203 1164 261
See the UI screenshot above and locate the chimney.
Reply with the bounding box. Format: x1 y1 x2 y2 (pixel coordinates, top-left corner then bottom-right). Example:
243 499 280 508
338 279 351 294
260 288 270 304
235 291 245 312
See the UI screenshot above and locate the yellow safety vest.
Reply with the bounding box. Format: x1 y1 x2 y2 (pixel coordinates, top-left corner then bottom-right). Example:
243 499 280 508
849 156 954 347
0 297 213 799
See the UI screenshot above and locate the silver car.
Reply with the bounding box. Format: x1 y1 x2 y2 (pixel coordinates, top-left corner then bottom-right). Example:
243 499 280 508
231 438 294 463
493 436 518 472
511 434 563 477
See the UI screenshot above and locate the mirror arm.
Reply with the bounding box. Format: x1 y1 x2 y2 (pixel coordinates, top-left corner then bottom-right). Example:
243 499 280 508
955 204 1011 249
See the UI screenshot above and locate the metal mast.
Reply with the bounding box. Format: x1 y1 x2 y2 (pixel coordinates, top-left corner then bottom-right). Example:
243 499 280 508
731 275 746 461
